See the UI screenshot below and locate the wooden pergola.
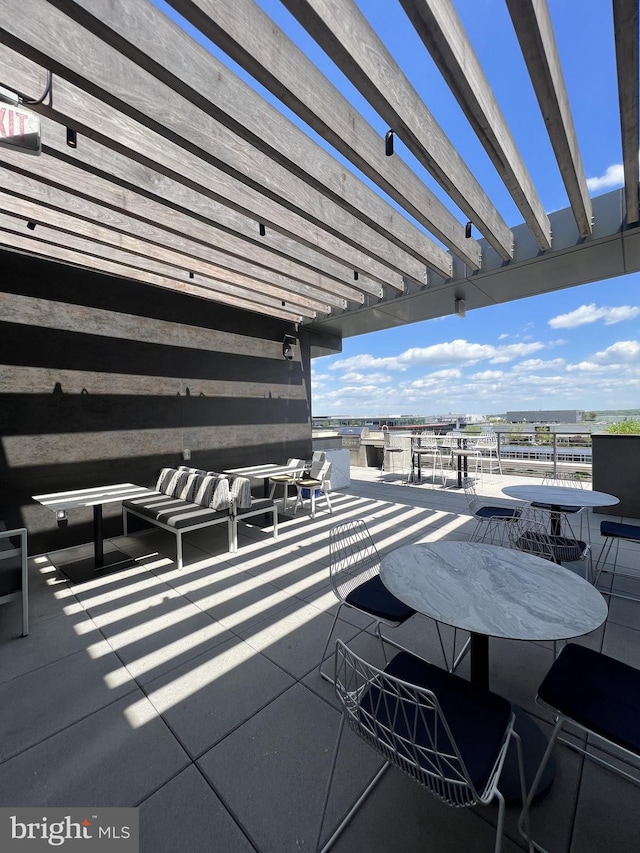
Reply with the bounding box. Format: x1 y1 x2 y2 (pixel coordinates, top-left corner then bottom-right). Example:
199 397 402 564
0 0 638 347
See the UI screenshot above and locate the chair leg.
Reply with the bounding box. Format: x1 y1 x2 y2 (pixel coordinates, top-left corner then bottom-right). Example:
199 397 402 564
176 532 183 571
319 606 343 683
517 719 563 853
316 713 391 853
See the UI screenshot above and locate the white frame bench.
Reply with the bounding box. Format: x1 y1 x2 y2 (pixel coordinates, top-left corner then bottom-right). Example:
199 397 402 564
122 468 278 570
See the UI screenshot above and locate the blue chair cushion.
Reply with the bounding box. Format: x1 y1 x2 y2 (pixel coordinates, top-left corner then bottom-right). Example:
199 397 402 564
476 506 520 520
361 651 512 792
346 575 415 623
538 643 640 755
600 520 640 542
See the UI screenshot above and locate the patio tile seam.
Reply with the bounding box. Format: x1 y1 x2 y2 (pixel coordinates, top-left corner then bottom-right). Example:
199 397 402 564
0 685 145 769
133 759 259 851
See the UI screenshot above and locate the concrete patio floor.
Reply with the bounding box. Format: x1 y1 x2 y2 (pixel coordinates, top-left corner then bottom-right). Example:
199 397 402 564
1 467 640 852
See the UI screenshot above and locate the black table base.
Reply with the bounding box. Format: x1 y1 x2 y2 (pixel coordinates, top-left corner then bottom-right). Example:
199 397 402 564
55 550 137 584
470 633 555 802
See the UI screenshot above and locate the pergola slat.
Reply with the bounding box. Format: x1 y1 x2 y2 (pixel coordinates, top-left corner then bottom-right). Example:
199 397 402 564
0 230 305 323
506 0 593 237
613 0 640 224
0 48 386 299
278 0 514 260
166 0 481 271
0 210 318 319
64 0 453 280
399 0 551 252
1 141 365 308
0 191 334 316
0 0 424 287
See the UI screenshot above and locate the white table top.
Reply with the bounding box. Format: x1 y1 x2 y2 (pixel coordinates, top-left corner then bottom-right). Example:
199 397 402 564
380 541 607 642
222 463 304 479
502 484 619 508
33 483 154 512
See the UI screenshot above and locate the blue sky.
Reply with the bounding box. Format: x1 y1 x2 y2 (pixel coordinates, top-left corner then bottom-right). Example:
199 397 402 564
160 0 640 414
301 0 640 416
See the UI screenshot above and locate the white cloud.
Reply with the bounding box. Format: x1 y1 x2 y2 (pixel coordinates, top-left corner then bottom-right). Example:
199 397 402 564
330 339 545 373
471 370 504 380
341 371 391 384
512 358 565 372
549 303 640 328
590 340 640 363
586 162 625 192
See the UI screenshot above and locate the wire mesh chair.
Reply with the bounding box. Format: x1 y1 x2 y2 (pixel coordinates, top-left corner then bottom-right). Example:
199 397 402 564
318 520 449 682
470 431 503 480
410 433 448 487
316 640 531 853
463 477 521 545
518 643 640 852
531 471 588 544
381 430 410 482
508 508 591 579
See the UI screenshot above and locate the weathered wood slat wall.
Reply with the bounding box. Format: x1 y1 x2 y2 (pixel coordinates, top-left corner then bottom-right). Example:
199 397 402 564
0 250 312 554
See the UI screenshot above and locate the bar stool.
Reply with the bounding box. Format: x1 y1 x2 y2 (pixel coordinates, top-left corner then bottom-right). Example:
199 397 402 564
593 520 640 600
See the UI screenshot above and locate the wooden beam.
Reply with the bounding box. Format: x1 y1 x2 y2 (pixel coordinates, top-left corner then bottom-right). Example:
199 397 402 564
136 0 482 271
63 0 454 279
613 0 639 224
399 0 551 252
277 0 514 260
0 191 334 316
505 0 593 237
0 46 384 299
0 151 356 311
0 210 317 319
0 0 422 287
0 232 305 323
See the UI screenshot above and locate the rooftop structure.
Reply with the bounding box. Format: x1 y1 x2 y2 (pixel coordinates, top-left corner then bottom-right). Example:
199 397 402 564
0 0 637 353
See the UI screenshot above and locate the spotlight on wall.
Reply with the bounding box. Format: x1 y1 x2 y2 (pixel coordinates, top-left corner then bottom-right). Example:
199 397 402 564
56 509 68 528
26 220 37 230
385 129 394 156
259 223 266 236
465 220 472 238
66 127 77 148
282 334 296 361
454 297 466 318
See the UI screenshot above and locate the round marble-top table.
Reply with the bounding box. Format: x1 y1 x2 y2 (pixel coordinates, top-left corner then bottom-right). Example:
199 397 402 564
502 484 619 536
380 541 608 801
380 541 608 690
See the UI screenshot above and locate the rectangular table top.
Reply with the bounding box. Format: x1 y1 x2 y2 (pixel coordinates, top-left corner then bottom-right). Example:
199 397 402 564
33 483 154 512
222 463 305 480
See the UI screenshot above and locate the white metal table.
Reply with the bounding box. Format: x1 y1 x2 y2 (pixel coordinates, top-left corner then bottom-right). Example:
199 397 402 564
33 483 154 583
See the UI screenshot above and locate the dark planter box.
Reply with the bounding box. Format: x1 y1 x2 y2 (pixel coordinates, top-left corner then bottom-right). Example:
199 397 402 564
592 434 640 518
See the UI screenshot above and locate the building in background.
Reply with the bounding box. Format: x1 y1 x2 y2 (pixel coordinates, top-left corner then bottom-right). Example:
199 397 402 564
505 410 584 424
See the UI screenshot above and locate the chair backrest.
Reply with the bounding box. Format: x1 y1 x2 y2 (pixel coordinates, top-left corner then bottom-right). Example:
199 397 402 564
286 457 306 468
309 454 327 479
507 513 556 562
462 477 481 514
333 640 511 806
541 471 583 489
329 520 380 602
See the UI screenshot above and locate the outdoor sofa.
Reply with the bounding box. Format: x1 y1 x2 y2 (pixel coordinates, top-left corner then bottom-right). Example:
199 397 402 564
122 466 278 569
